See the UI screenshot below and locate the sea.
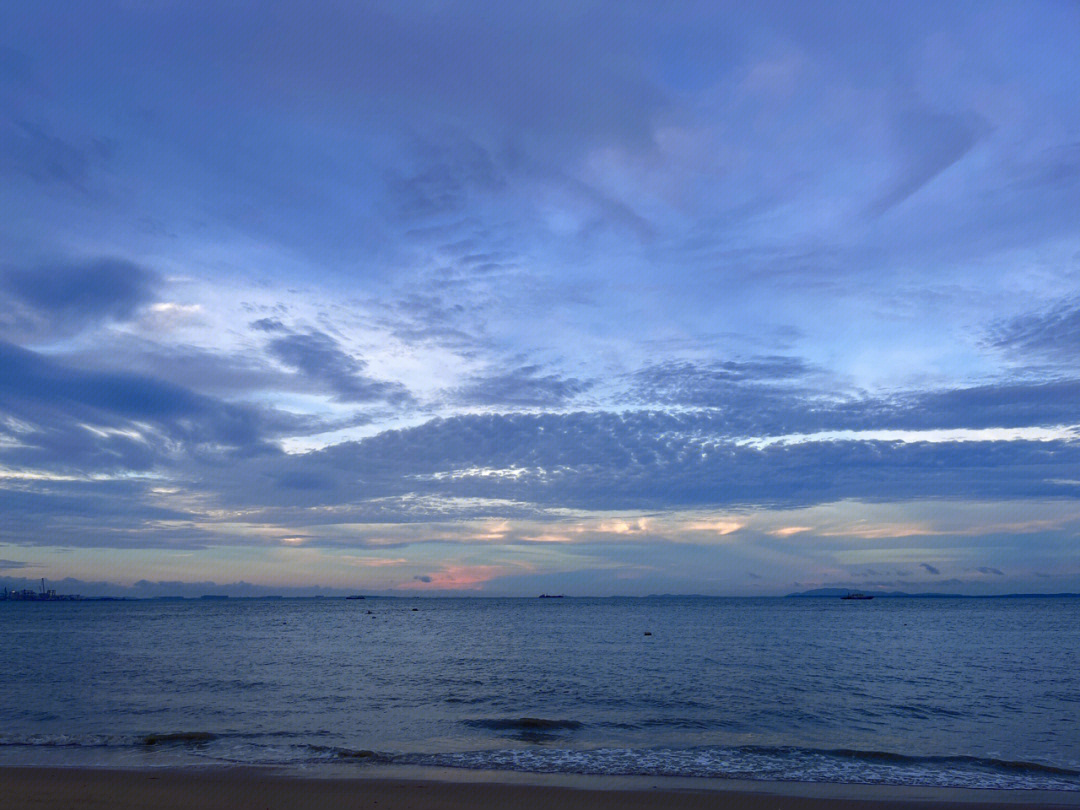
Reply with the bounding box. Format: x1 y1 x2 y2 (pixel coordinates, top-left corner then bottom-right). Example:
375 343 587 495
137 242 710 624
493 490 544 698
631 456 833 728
1 596 1078 791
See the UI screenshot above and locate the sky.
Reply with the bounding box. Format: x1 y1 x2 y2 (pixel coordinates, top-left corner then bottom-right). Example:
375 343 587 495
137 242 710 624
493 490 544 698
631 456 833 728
1 1 1079 596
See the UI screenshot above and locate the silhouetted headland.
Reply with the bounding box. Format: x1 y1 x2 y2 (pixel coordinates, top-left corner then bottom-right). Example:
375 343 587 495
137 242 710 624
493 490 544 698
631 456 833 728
786 588 1080 598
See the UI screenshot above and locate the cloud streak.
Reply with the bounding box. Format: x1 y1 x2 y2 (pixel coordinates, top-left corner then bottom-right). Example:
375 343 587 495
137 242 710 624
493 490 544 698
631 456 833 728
0 258 159 340
267 330 413 405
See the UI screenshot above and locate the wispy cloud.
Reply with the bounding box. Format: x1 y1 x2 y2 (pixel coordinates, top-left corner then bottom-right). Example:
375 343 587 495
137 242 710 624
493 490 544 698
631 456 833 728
452 364 591 407
267 330 413 405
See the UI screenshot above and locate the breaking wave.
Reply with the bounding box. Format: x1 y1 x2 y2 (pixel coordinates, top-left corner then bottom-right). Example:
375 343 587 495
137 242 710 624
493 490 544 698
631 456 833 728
399 745 1080 791
2 733 1078 790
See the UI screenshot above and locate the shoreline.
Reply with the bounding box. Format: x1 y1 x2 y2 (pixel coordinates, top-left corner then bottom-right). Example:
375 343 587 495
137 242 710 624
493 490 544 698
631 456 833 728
5 765 1080 810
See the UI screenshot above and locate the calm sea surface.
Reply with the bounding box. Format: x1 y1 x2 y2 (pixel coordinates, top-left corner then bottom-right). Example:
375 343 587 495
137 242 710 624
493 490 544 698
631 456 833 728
1 596 1078 790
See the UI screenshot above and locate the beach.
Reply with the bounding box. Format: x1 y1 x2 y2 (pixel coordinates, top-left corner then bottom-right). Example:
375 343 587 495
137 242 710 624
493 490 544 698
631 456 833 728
5 767 1080 810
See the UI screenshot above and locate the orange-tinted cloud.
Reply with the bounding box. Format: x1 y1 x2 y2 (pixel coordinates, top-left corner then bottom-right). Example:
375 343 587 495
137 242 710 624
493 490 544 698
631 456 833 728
397 564 519 591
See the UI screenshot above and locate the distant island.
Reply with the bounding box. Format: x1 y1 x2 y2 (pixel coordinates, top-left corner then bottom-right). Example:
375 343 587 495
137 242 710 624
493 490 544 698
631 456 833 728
786 588 1080 598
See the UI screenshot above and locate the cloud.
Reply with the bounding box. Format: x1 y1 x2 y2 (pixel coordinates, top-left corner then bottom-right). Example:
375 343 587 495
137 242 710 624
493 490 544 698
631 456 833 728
991 299 1080 363
0 340 291 472
204 3 669 155
199 411 1080 516
383 292 483 349
6 335 1080 552
0 258 160 340
267 330 412 404
56 338 298 398
389 138 506 220
0 120 108 189
628 358 1080 435
272 470 337 491
634 356 810 392
1010 141 1080 194
628 357 816 419
453 365 592 407
868 105 986 217
0 559 36 570
250 318 288 333
0 478 204 549
977 566 1005 576
920 563 940 575
400 564 512 590
887 380 1080 431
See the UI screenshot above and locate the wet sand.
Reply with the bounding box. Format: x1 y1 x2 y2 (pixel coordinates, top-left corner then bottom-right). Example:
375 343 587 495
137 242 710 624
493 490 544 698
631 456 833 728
4 767 1080 810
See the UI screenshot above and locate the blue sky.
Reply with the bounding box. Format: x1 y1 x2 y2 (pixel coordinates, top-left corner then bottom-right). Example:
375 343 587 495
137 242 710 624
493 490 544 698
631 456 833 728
2 1 1079 595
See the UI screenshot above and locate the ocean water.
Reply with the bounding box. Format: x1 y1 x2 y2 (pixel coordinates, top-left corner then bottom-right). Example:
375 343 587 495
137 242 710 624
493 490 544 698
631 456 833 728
1 596 1078 790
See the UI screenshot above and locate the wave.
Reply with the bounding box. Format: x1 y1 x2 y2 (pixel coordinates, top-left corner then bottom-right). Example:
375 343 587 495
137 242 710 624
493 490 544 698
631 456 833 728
3 733 1077 791
0 730 292 749
464 718 583 731
307 746 393 763
889 703 965 719
143 732 218 745
398 745 1080 791
825 747 1080 777
0 733 120 748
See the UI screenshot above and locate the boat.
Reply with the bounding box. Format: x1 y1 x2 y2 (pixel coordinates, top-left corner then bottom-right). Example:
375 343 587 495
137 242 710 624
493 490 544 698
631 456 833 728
841 592 874 600
345 595 365 600
538 594 564 598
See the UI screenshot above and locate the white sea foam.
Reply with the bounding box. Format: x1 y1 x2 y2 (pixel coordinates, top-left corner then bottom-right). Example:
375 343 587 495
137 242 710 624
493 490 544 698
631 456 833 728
399 747 1080 791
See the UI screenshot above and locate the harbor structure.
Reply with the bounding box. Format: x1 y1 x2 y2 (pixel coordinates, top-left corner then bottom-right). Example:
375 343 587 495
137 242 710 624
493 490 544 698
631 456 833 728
0 579 80 601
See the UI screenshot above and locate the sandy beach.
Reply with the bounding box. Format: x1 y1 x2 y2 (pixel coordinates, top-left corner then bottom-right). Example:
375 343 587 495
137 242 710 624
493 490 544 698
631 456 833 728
5 767 1080 810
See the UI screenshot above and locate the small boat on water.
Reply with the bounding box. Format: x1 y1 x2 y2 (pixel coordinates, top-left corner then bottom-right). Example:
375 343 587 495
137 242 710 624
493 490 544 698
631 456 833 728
841 592 874 600
538 594 564 598
345 595 365 600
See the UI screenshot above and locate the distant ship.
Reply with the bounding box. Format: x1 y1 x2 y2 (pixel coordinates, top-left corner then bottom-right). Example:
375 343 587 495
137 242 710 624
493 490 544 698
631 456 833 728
345 595 365 600
841 592 874 600
538 594 564 598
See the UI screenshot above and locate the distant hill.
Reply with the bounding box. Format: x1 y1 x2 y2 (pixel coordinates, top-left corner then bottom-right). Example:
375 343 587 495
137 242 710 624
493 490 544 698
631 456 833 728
786 588 1080 598
786 588 947 598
